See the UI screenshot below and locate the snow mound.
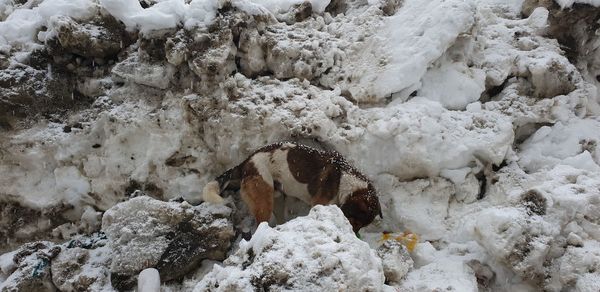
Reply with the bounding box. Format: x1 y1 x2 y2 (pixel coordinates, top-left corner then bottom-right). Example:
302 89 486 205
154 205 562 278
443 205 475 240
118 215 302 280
194 205 384 291
196 75 514 180
519 118 600 172
339 0 476 102
100 0 218 34
0 0 98 49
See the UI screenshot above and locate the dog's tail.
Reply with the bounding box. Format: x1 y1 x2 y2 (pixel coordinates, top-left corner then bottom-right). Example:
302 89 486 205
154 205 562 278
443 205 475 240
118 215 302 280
202 165 243 204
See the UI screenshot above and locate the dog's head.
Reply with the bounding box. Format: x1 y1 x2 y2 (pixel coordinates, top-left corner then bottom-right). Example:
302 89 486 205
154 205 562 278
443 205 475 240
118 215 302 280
340 183 382 233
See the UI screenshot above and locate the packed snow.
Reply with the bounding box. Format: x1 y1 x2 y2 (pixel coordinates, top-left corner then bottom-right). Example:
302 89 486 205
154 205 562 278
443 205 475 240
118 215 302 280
1 0 600 291
194 205 385 291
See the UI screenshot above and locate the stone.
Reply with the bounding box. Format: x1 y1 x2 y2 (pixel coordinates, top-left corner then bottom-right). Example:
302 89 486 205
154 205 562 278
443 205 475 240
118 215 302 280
376 239 414 284
101 196 234 290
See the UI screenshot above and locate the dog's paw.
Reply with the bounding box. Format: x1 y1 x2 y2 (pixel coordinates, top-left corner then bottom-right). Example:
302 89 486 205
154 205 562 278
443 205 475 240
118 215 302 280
202 181 224 204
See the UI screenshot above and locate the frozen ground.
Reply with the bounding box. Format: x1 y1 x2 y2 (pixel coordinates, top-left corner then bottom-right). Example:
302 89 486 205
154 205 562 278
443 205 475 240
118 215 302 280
1 0 600 291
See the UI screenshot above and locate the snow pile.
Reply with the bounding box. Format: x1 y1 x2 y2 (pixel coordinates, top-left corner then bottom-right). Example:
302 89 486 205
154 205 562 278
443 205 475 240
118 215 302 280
0 0 98 49
336 0 476 102
194 75 514 180
194 205 385 291
519 118 600 172
243 0 331 15
1 0 600 291
100 0 219 34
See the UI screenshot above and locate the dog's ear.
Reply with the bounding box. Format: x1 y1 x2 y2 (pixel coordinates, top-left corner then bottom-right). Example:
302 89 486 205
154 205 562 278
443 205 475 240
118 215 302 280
378 207 383 219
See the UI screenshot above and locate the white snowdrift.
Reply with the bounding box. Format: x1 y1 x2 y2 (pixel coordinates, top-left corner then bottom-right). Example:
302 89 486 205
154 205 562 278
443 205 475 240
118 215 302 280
339 0 476 102
519 118 600 172
194 205 384 291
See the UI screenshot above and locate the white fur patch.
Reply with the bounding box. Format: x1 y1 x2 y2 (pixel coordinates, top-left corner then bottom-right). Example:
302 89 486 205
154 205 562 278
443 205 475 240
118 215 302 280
270 148 312 203
249 152 274 187
280 142 296 148
202 180 224 204
338 172 369 204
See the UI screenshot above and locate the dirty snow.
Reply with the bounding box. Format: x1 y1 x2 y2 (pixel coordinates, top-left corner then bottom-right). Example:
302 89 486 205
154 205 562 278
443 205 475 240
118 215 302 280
1 0 600 291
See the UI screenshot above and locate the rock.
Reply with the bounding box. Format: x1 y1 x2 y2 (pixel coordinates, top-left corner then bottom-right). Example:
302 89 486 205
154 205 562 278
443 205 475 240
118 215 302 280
0 241 60 292
279 1 313 24
520 189 547 216
377 239 414 284
45 15 133 59
0 59 79 129
194 205 384 291
50 233 113 292
188 28 237 86
0 200 71 254
262 23 341 82
379 0 402 16
101 196 234 290
165 30 189 66
466 259 495 289
111 53 176 89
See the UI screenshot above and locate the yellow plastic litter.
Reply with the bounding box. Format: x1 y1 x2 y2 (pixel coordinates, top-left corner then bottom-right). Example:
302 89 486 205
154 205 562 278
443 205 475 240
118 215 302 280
380 231 419 252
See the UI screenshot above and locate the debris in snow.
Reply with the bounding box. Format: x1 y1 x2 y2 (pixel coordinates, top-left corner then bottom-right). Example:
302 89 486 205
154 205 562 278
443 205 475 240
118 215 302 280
380 231 419 252
376 239 414 284
1 0 600 290
50 234 113 292
0 241 61 291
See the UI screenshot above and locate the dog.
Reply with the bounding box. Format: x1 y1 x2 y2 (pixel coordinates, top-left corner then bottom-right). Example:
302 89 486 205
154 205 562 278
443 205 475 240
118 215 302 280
202 142 382 233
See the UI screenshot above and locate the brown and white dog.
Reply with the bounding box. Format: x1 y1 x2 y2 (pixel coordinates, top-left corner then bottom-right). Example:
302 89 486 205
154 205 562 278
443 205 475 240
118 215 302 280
202 142 382 233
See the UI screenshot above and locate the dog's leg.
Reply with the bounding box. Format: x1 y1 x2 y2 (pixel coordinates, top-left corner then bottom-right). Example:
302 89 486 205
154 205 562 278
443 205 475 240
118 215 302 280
202 181 224 204
240 175 274 224
273 192 286 224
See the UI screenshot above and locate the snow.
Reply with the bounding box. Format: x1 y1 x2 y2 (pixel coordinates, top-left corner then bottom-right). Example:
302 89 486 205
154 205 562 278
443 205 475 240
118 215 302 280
419 61 486 110
138 268 161 292
1 0 600 291
555 0 600 7
400 257 478 291
0 0 97 48
194 205 384 291
346 98 513 179
100 0 218 34
519 118 600 172
338 0 476 102
245 0 330 14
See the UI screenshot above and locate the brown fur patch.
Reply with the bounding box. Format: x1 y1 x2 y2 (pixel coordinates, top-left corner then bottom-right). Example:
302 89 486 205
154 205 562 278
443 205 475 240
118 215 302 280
341 186 381 232
240 162 274 223
310 164 340 205
286 145 348 204
287 145 326 185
